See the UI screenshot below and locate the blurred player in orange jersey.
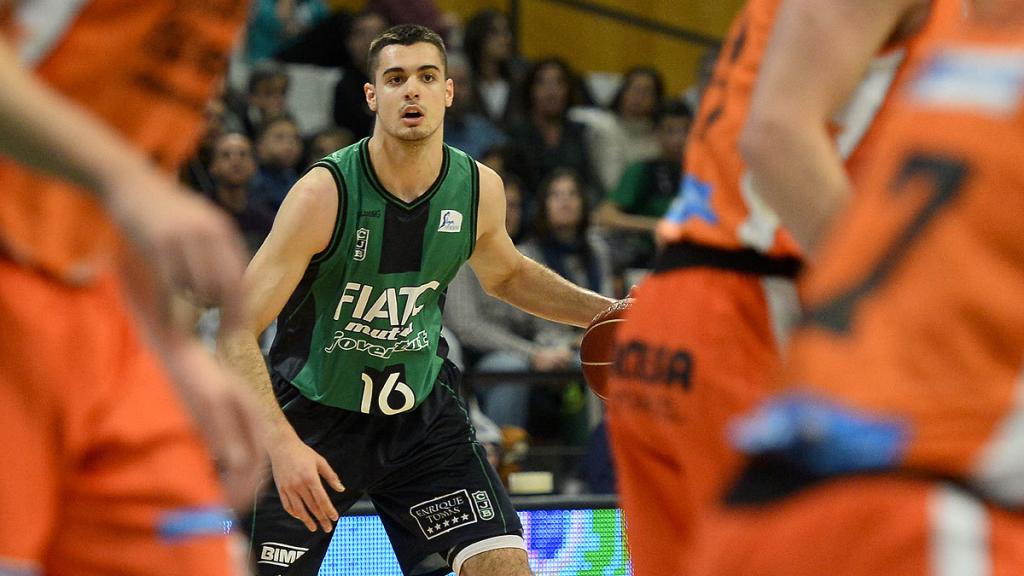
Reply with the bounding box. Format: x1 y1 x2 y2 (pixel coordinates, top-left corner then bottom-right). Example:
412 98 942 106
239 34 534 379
0 2 264 575
604 0 966 574
692 1 1024 573
742 0 969 254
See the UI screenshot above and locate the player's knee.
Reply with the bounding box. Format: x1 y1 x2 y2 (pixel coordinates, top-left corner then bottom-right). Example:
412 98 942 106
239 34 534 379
457 546 532 576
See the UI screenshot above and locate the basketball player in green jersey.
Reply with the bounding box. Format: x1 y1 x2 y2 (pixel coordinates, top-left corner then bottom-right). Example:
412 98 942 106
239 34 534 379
222 25 616 576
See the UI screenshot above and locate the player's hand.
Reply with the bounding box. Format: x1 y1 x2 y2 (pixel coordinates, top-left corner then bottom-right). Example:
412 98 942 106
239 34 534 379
163 339 267 512
103 162 249 331
267 436 345 532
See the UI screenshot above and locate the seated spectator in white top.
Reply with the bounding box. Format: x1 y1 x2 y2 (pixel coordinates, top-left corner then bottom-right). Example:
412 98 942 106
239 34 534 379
444 52 508 159
463 9 528 128
598 67 665 191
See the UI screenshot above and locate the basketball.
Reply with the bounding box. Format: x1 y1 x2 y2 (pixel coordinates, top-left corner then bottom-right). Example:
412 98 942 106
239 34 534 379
580 298 632 400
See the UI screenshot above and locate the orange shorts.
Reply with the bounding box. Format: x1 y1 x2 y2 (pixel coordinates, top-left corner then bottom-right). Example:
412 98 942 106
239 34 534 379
606 263 793 575
691 474 1024 576
0 259 235 575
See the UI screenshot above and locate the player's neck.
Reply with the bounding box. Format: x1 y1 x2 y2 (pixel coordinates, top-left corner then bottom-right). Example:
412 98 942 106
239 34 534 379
367 132 445 203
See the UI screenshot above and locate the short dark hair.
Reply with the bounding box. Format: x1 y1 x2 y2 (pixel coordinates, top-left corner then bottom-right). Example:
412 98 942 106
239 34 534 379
248 61 289 94
367 24 447 79
611 67 664 118
521 57 578 117
254 115 298 143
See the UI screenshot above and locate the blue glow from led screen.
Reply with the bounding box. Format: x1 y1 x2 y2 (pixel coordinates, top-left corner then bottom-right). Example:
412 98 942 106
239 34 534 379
318 508 631 575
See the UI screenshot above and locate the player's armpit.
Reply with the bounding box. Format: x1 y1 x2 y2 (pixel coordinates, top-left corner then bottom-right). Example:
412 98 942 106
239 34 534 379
467 162 523 295
240 167 340 334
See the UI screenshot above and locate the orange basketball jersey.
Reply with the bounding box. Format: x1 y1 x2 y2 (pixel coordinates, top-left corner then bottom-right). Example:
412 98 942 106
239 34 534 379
658 0 967 259
786 19 1024 505
0 0 248 281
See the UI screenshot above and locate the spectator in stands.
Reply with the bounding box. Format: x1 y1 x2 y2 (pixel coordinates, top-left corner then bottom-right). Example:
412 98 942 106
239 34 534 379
571 66 665 194
595 99 692 273
181 97 235 196
303 126 354 167
245 0 329 63
368 0 453 39
506 58 603 211
208 133 276 256
606 67 664 185
444 52 507 159
463 9 527 127
519 169 613 444
331 9 388 139
445 175 574 430
521 168 614 313
252 116 303 211
199 132 277 358
479 145 508 178
234 62 292 140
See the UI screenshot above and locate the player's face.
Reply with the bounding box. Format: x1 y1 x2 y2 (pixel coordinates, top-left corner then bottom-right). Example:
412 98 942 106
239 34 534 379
365 43 453 143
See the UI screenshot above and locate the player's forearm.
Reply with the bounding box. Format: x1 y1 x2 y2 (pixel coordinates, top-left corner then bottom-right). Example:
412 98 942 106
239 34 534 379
489 255 614 328
220 330 299 445
0 38 149 197
741 117 851 255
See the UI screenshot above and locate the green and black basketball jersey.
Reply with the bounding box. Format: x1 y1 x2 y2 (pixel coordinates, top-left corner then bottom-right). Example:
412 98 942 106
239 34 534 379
269 139 479 414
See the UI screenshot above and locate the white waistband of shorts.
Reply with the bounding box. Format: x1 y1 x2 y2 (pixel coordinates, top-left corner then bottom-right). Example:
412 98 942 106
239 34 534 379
452 534 526 575
0 556 40 576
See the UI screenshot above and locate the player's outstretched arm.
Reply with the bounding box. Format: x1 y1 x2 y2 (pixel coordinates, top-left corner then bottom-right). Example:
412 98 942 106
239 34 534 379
0 36 267 512
0 36 252 319
740 0 931 255
468 164 615 328
220 167 345 533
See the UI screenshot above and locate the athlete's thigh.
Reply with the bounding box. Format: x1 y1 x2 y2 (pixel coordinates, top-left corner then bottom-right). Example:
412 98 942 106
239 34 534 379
50 275 234 576
460 547 531 576
607 421 692 576
369 378 524 576
0 264 62 570
608 269 780 500
692 476 934 576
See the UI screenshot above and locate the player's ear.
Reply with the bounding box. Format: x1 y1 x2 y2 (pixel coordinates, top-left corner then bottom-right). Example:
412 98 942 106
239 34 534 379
365 82 377 113
445 77 454 108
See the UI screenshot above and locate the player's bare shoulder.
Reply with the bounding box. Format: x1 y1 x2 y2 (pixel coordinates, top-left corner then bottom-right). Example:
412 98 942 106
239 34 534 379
473 161 508 238
266 166 340 257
